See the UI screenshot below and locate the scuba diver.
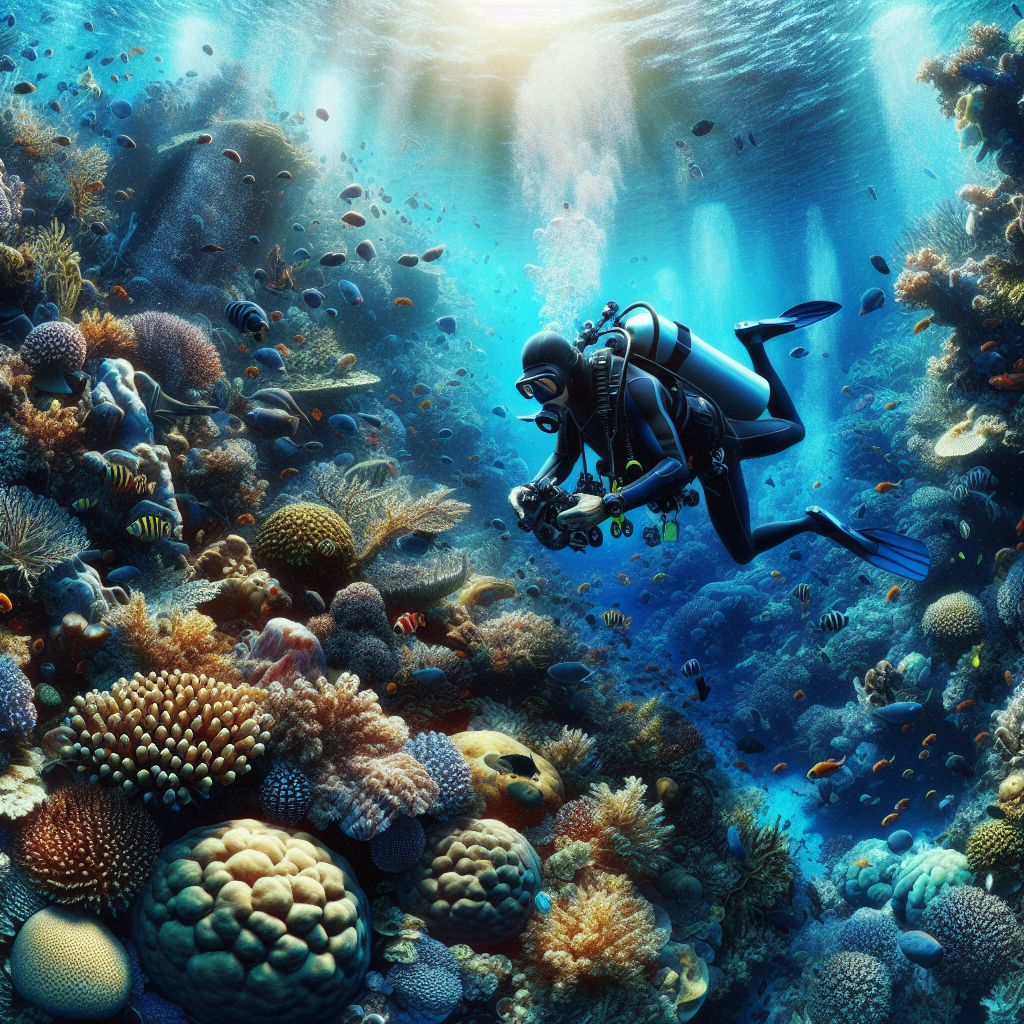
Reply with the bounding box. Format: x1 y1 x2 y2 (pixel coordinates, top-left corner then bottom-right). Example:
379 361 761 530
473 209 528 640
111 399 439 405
508 300 929 581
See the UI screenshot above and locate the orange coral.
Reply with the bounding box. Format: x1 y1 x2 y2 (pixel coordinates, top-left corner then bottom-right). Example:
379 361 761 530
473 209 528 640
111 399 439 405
521 871 660 994
78 309 137 359
12 398 84 463
102 590 239 681
263 674 438 839
917 23 1009 116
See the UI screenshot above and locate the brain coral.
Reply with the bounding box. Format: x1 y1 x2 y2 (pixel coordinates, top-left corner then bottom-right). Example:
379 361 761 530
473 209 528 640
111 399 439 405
126 311 224 394
21 320 86 372
921 885 1023 988
892 847 972 926
253 503 357 584
13 785 160 914
131 819 371 1024
12 907 132 1020
966 818 1024 875
922 592 986 653
64 669 271 808
808 952 892 1024
395 816 542 944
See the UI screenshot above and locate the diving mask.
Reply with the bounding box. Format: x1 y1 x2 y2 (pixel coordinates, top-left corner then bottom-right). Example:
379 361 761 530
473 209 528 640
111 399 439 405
515 365 567 401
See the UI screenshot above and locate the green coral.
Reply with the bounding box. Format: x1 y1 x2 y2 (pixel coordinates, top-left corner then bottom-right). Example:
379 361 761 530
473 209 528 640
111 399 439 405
965 818 1024 874
722 810 794 927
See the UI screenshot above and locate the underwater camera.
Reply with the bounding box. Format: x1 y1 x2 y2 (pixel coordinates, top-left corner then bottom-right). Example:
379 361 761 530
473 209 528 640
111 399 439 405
515 478 603 552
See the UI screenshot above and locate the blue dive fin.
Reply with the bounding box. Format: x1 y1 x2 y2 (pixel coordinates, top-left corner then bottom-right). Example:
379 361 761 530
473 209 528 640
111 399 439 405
806 506 930 582
734 300 842 345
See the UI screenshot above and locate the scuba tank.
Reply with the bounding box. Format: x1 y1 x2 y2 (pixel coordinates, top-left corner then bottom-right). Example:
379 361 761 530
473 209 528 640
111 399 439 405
618 307 770 420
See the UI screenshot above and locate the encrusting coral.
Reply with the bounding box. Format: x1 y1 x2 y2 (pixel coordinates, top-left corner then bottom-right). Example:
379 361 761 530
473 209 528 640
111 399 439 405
263 673 438 839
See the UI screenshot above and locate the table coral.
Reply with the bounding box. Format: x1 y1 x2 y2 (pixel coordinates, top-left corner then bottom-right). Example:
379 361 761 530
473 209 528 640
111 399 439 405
131 819 371 1024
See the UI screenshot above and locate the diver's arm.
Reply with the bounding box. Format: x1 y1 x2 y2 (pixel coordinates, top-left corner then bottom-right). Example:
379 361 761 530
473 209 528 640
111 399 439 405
530 418 582 487
602 458 690 516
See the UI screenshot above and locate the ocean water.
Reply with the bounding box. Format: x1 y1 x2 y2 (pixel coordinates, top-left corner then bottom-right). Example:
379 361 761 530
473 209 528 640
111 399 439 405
0 1 1022 1022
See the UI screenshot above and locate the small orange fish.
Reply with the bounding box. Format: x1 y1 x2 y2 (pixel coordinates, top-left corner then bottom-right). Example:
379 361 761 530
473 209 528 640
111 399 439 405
808 755 847 780
983 318 1002 328
236 513 255 526
923 734 937 746
895 798 910 811
733 760 750 772
389 393 402 403
454 651 468 659
875 482 899 494
110 285 128 299
244 366 260 378
394 296 413 306
884 401 901 410
413 384 429 395
919 750 930 759
280 468 299 481
794 690 805 700
0 593 10 613
270 310 283 322
419 400 433 410
773 763 787 773
812 480 821 488
912 316 933 334
902 723 912 733
275 344 291 357
408 426 418 435
770 570 784 580
85 181 105 193
886 585 900 603
31 637 44 653
292 334 305 345
955 699 976 713
990 372 1024 391
1007 670 1014 687
976 731 990 745
872 757 895 773
629 553 642 562
312 408 323 422
853 859 871 868
881 813 900 827
980 340 998 353
237 343 248 353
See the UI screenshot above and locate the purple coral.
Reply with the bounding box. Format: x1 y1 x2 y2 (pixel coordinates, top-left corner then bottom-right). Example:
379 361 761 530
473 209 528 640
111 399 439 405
126 311 224 395
386 935 463 1022
21 321 86 393
369 815 426 873
316 582 399 687
0 655 35 747
404 731 472 821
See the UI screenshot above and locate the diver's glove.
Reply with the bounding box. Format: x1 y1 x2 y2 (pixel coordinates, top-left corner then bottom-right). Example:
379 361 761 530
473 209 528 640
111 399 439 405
556 493 609 530
508 484 534 520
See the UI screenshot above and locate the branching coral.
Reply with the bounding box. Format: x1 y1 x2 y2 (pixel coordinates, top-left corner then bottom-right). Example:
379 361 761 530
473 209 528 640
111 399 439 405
62 144 111 228
538 726 596 774
263 673 438 839
11 398 83 463
474 610 583 676
78 309 137 360
182 439 267 518
26 218 81 316
722 809 794 927
521 872 660 996
0 484 89 588
916 22 1010 116
126 312 224 395
102 589 238 680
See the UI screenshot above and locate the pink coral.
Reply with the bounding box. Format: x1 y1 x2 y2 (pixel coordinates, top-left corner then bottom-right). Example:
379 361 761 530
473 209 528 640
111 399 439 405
126 312 224 395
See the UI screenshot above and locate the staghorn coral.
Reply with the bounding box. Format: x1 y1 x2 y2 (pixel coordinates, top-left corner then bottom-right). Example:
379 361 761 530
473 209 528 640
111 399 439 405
521 871 660 995
103 590 238 679
126 312 224 395
395 816 542 944
28 218 81 316
0 484 89 588
965 817 1024 874
13 785 161 914
264 673 438 839
0 745 46 821
131 820 371 1024
922 591 986 655
63 669 271 807
78 308 137 360
808 952 893 1024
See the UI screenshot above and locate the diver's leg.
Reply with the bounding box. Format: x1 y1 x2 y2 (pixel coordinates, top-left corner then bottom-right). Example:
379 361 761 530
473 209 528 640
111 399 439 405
702 437 758 563
743 340 802 425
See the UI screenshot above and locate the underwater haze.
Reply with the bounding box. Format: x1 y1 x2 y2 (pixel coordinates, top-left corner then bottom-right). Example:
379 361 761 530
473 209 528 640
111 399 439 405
4 1 1024 1023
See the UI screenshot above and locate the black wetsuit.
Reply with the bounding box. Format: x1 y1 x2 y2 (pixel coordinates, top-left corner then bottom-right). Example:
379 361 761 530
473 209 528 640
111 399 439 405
530 343 817 564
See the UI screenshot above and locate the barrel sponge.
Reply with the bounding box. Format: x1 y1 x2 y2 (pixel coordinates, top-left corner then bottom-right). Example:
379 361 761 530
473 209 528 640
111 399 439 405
891 847 972 926
253 503 357 578
921 885 1023 988
922 592 986 650
808 952 892 1024
130 818 371 1024
21 320 86 372
395 817 542 945
11 907 131 1020
966 818 1024 874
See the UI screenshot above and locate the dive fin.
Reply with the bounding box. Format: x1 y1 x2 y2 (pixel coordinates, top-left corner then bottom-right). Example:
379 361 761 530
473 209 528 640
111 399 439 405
806 506 930 582
734 301 842 346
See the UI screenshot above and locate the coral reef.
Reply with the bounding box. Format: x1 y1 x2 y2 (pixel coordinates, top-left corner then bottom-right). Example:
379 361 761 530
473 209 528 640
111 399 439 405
807 952 892 1024
0 485 89 589
310 582 399 686
78 309 137 360
27 218 81 317
254 501 358 587
404 730 474 821
386 933 464 1022
366 550 472 612
13 785 160 914
395 816 542 944
131 820 371 1024
126 312 224 395
63 669 271 807
892 847 973 926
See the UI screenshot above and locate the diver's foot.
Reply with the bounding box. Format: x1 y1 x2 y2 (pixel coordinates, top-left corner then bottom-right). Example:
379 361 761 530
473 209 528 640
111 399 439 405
806 506 930 581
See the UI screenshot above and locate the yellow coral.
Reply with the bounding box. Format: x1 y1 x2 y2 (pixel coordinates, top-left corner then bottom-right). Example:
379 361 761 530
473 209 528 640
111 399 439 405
26 219 81 316
12 398 83 463
966 818 1024 874
78 309 136 359
521 872 660 995
584 776 673 878
539 726 596 773
475 610 581 675
63 145 111 227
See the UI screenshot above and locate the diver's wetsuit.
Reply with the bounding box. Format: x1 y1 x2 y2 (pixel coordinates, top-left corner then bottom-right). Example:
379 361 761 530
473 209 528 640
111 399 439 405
530 341 815 564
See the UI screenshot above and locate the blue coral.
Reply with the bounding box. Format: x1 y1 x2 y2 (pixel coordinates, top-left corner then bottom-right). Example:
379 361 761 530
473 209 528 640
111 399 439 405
404 731 472 821
386 935 463 1023
258 764 312 826
370 815 426 873
0 655 35 747
838 907 910 984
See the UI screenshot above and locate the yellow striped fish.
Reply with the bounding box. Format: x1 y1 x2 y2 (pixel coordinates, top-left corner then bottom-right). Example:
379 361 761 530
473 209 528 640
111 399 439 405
71 497 99 511
126 516 169 541
103 462 135 492
133 474 156 495
601 609 631 631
